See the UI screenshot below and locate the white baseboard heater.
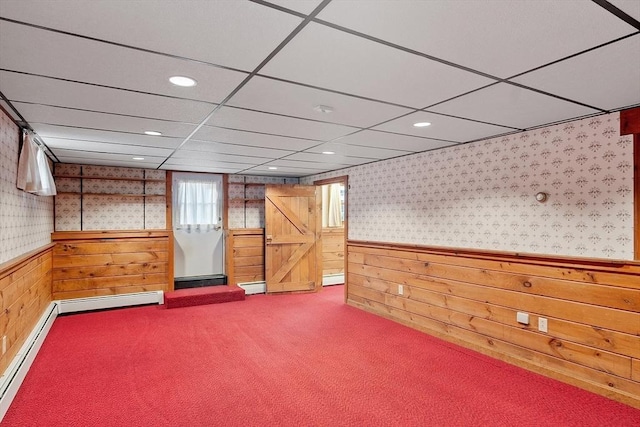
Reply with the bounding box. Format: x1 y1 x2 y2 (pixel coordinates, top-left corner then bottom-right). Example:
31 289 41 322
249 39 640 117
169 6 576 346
238 281 266 295
0 290 164 422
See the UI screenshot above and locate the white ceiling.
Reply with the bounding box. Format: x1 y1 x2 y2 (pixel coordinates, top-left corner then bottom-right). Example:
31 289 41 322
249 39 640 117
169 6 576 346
0 0 639 177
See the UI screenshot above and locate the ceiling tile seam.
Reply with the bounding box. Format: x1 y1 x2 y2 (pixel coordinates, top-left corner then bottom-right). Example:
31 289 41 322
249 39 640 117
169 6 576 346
0 69 220 106
364 129 461 145
39 136 179 151
174 150 285 161
187 140 294 154
29 122 197 140
505 31 640 81
503 80 607 113
11 100 202 125
202 124 326 143
249 0 309 19
592 0 640 30
420 82 502 112
421 110 525 132
255 73 421 110
1 90 59 162
311 17 504 83
223 104 364 129
0 17 251 75
156 0 333 169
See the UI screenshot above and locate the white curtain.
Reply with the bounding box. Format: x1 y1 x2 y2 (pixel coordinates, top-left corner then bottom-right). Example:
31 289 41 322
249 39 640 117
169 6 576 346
322 184 343 228
173 175 220 233
17 133 56 196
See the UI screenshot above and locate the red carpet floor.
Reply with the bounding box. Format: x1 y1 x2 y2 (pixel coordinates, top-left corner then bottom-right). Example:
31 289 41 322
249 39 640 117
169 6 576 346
2 285 638 426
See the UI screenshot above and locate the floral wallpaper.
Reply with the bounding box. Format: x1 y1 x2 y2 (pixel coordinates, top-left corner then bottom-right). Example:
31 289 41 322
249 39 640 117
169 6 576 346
228 175 298 228
54 164 166 230
0 109 54 264
302 112 634 260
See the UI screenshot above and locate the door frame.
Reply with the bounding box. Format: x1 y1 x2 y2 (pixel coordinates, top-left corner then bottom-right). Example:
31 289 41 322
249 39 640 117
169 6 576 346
314 175 348 302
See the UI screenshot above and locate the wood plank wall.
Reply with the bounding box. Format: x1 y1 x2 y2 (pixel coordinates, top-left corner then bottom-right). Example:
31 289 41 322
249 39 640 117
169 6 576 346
347 240 640 408
51 231 171 299
226 228 265 285
0 245 53 373
322 227 344 275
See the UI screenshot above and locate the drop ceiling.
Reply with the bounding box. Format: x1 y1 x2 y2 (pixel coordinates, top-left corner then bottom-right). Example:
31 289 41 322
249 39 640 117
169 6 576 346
0 0 639 177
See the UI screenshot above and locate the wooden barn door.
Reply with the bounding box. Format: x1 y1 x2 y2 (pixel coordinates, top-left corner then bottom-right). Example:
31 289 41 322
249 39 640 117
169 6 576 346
265 184 322 293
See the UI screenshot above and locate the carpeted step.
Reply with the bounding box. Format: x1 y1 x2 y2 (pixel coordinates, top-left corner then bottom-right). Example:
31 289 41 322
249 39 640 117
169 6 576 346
164 285 245 309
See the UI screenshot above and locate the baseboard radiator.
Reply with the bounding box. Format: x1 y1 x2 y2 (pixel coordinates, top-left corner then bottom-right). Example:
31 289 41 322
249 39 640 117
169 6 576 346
0 291 164 421
0 302 57 420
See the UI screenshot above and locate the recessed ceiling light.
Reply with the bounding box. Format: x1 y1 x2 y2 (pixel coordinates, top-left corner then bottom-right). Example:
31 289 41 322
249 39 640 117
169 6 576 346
169 76 197 87
268 166 278 170
144 130 162 136
413 122 431 128
313 105 334 114
322 151 335 155
132 157 145 161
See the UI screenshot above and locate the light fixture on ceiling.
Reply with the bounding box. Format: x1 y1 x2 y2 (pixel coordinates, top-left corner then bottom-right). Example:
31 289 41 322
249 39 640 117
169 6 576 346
132 157 145 161
169 76 197 87
144 131 162 136
314 105 334 114
535 192 549 203
268 166 278 170
322 151 335 155
413 122 431 128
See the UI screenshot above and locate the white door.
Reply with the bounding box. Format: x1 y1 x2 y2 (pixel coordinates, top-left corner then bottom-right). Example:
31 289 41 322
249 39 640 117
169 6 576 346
172 172 224 278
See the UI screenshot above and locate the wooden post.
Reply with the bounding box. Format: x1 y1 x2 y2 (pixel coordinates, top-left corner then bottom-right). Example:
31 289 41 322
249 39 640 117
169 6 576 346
620 107 640 260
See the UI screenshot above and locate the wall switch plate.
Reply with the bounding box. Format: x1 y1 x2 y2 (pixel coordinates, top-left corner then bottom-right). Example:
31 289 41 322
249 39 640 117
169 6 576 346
516 312 529 325
538 317 548 333
398 285 404 295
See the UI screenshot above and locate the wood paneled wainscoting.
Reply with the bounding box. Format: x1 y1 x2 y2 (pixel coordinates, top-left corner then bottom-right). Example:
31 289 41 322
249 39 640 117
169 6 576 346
347 240 640 408
225 229 265 286
0 245 53 373
51 231 172 300
322 227 345 276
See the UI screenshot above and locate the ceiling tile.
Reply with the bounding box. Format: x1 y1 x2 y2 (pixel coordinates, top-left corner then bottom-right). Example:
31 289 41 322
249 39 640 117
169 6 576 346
170 151 269 165
163 157 258 170
183 139 293 159
428 83 600 129
0 71 215 123
264 1 325 15
0 21 247 104
53 149 164 166
607 0 640 21
284 151 372 166
192 126 320 151
161 164 244 174
512 35 640 111
35 125 184 150
373 111 515 143
305 142 411 159
334 130 456 152
317 0 637 78
227 76 413 128
0 0 302 71
12 102 198 139
261 22 493 108
205 106 357 141
56 157 162 169
44 137 174 157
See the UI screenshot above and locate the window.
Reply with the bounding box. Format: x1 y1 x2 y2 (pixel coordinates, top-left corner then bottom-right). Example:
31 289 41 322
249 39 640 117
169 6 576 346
173 173 221 232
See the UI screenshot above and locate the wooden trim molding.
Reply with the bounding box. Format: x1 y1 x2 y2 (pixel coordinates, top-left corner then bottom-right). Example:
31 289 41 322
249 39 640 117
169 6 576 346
0 243 55 279
52 230 170 241
620 107 640 260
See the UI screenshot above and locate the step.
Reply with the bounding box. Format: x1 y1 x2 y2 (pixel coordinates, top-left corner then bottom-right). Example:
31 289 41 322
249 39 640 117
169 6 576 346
164 285 245 309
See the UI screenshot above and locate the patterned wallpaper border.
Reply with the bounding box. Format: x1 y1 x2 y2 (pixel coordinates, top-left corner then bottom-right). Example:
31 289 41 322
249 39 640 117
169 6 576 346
302 112 634 260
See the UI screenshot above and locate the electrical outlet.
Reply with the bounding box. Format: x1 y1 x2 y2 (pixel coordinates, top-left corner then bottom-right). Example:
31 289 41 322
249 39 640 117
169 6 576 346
538 317 548 333
2 336 6 355
398 285 404 295
516 312 529 325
